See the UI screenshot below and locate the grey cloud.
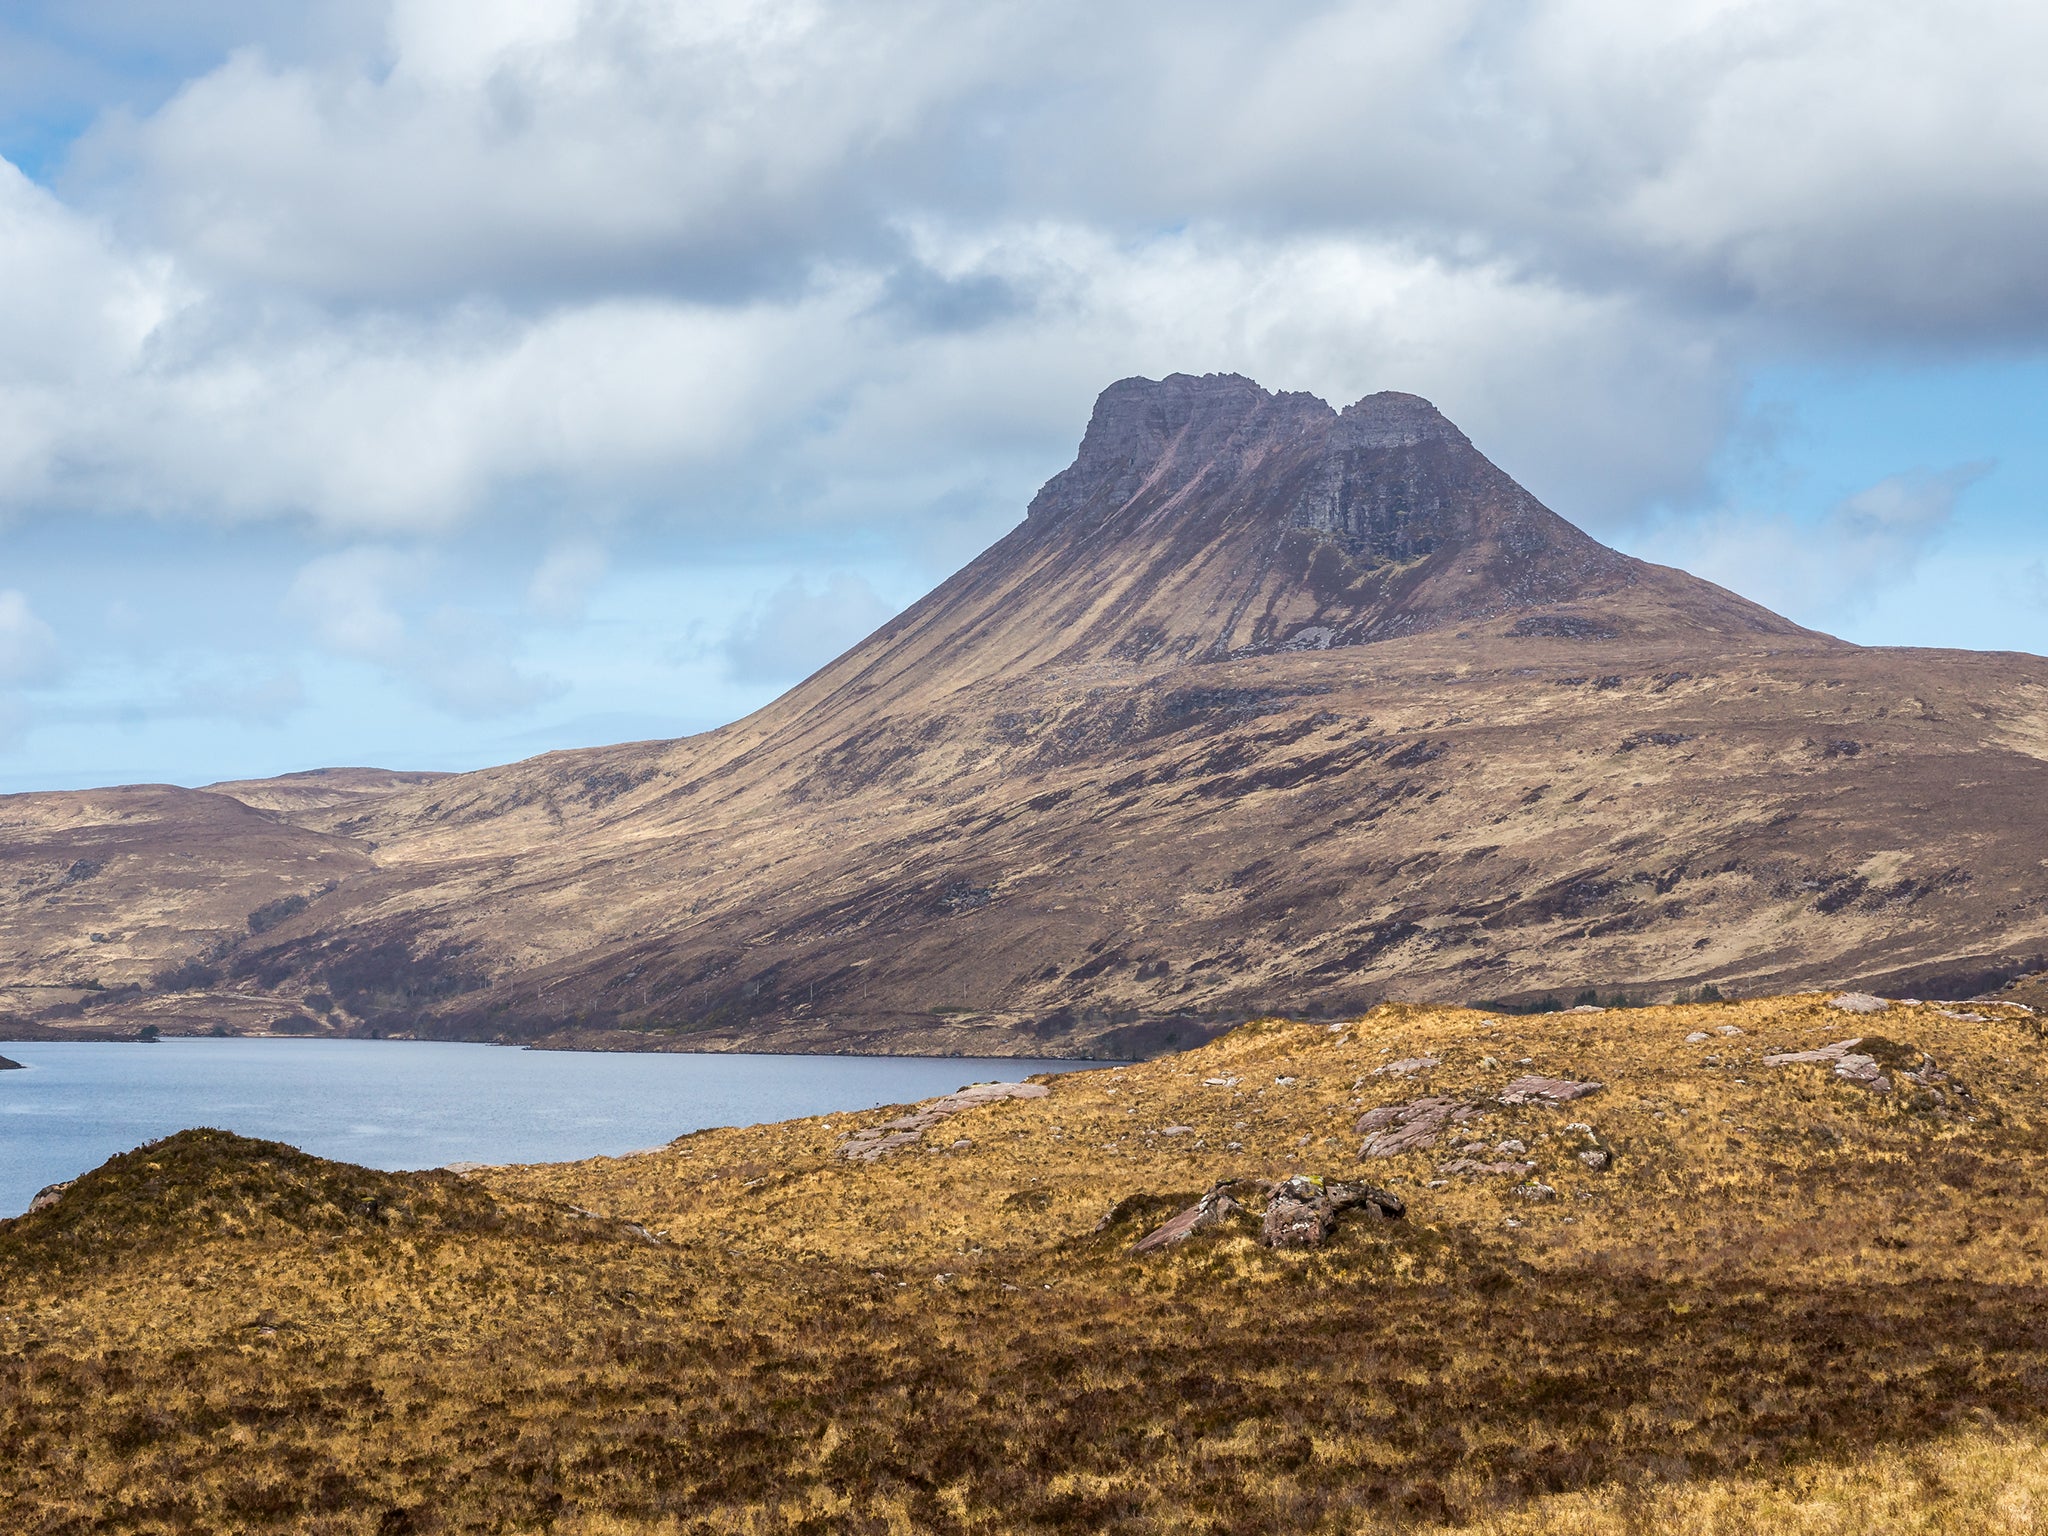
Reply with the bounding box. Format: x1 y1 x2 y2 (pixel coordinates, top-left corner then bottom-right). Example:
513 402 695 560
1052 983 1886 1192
52 0 2048 345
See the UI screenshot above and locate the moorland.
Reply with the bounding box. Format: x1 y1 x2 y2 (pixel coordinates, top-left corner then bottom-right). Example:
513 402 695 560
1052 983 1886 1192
4 990 2045 1532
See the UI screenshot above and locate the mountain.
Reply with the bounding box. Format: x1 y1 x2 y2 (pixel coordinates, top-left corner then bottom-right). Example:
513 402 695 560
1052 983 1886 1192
10 373 2048 1054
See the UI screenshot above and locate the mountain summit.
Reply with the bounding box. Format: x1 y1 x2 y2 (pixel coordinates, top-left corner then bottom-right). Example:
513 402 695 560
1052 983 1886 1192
7 375 2048 1056
790 375 1806 720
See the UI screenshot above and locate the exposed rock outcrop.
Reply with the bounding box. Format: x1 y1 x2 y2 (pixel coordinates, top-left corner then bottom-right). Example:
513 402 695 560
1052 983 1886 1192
1257 1176 1406 1250
837 1081 1051 1161
1131 1173 1405 1253
1132 1182 1250 1253
1497 1076 1604 1107
1357 1096 1483 1157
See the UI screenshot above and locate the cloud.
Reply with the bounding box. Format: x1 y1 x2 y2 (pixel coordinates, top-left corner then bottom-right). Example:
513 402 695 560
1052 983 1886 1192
54 0 2048 340
288 545 563 718
173 666 304 726
1640 462 1992 626
0 587 57 752
0 0 2037 552
723 573 898 684
526 539 608 623
0 589 61 685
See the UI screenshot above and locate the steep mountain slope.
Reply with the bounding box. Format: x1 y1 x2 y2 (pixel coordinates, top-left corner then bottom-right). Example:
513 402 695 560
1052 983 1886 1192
12 374 2048 1053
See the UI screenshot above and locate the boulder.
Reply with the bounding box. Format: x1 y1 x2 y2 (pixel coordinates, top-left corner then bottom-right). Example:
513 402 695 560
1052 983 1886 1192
1257 1175 1405 1249
1497 1075 1604 1106
1761 1036 1899 1092
28 1179 73 1212
1374 1056 1439 1077
1762 1038 1864 1066
1357 1095 1483 1157
1578 1149 1613 1172
1830 1053 1892 1092
1134 1185 1246 1253
1261 1196 1329 1248
1829 993 1890 1014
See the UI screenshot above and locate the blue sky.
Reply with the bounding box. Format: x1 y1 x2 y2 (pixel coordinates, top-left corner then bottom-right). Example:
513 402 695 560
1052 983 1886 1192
1 1 2045 791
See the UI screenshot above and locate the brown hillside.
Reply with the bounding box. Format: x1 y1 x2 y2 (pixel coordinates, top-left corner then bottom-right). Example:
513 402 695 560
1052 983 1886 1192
10 375 2048 1053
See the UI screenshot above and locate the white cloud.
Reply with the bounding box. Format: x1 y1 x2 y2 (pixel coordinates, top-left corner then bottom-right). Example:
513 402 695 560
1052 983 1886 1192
0 0 2039 549
291 546 415 659
527 538 608 622
0 589 61 685
1638 462 1991 627
287 545 563 717
59 0 2048 339
723 573 898 683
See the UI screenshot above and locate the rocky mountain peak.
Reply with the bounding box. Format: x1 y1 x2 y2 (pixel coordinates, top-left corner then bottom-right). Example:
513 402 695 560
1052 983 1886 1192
1334 390 1469 450
1025 372 1331 527
787 372 1809 718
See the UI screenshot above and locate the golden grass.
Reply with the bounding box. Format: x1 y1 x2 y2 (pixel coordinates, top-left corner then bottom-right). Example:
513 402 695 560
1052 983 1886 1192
3 993 2045 1532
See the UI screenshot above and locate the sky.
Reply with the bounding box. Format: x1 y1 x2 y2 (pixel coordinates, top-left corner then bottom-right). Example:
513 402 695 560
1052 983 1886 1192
1 0 2045 791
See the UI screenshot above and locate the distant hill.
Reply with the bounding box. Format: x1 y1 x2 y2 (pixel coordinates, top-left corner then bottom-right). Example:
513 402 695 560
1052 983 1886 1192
8 374 2048 1053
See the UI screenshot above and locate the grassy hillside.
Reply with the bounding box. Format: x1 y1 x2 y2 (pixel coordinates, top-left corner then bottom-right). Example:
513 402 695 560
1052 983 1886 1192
3 993 2046 1532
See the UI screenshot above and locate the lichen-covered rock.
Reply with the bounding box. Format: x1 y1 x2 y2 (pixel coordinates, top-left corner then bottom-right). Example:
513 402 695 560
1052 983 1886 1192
1261 1196 1329 1248
837 1129 926 1161
1829 993 1890 1014
1762 1038 1865 1067
27 1179 73 1213
1761 1036 1897 1092
1256 1175 1405 1248
1831 1053 1892 1092
1578 1149 1613 1172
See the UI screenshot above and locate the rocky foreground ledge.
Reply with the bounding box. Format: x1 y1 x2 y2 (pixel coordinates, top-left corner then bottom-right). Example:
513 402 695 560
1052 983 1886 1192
4 992 2047 1533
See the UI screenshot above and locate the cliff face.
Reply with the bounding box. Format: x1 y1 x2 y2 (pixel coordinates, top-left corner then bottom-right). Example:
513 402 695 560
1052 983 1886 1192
11 376 2048 1054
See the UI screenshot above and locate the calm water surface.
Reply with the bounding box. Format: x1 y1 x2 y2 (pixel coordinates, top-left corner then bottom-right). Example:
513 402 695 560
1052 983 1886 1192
0 1038 1106 1217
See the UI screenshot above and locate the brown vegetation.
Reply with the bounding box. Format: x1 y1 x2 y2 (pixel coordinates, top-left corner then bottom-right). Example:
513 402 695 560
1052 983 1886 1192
4 993 2045 1531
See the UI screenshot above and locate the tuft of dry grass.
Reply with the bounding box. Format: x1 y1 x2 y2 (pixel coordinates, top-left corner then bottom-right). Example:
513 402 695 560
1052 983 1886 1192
3 994 2046 1532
